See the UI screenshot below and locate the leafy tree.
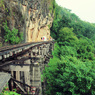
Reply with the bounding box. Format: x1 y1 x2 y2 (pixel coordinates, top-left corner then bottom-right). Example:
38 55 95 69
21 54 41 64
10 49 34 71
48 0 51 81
50 4 71 40
50 4 95 40
43 56 95 95
76 38 94 61
82 22 95 39
70 21 85 38
44 2 95 95
57 27 78 46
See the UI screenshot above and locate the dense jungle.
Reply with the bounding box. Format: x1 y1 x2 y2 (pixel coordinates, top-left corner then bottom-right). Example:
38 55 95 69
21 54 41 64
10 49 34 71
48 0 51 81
43 3 95 95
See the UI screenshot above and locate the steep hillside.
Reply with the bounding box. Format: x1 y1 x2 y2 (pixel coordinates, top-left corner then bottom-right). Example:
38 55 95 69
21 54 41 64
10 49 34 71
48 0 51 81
43 4 95 95
0 0 55 46
50 4 95 40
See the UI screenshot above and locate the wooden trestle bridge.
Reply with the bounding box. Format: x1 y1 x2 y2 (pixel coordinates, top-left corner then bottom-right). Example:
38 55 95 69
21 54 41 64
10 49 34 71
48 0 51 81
0 41 54 95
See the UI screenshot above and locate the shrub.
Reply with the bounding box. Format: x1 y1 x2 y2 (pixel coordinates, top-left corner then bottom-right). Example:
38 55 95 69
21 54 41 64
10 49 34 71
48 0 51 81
0 0 5 9
1 87 21 95
3 21 23 44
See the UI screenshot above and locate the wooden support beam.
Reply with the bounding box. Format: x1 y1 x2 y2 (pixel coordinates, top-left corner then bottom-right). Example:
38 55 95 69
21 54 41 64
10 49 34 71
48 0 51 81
11 71 14 90
0 56 2 60
16 71 20 81
32 66 35 87
11 78 31 89
0 57 30 68
2 65 30 71
24 71 30 92
14 81 26 94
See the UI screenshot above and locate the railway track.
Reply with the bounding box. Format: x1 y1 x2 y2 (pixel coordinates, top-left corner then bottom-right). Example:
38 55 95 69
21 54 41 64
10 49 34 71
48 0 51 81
0 41 54 56
0 41 54 52
0 41 54 61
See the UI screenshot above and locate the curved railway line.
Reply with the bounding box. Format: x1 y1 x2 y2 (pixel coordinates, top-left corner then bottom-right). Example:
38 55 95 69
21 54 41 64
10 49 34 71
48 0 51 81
0 41 54 52
0 41 55 67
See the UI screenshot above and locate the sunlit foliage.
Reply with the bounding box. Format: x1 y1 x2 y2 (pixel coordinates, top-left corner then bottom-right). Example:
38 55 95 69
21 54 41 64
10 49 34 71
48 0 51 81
43 3 95 95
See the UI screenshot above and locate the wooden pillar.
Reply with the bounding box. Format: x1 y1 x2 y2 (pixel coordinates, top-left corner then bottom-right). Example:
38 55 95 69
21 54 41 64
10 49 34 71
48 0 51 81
16 71 20 81
11 71 14 90
38 47 41 55
30 62 42 95
24 59 31 92
15 71 20 91
44 47 47 56
24 71 30 92
47 44 50 54
38 65 42 95
39 46 43 56
32 66 35 87
41 47 44 56
20 71 24 83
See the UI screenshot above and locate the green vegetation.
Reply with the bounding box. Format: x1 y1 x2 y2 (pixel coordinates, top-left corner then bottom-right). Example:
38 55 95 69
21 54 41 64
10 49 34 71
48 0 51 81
3 21 23 44
0 0 24 46
41 0 55 14
43 3 95 95
49 0 55 13
1 90 21 95
1 86 20 95
0 0 5 9
44 54 95 95
48 24 51 29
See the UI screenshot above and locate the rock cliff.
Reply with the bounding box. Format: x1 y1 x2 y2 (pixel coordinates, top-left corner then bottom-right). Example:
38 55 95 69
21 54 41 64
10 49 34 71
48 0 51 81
0 0 55 44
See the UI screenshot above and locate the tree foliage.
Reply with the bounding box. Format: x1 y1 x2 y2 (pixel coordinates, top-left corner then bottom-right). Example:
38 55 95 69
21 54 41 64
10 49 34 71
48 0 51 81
44 56 95 95
57 27 78 46
3 21 23 44
43 3 95 95
50 4 95 40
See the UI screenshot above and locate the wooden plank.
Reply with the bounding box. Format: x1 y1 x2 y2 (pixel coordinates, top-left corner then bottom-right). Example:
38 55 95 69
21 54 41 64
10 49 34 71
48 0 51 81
2 65 30 71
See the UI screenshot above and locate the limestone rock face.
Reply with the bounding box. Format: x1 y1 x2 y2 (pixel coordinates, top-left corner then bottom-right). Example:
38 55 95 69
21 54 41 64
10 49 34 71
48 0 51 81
0 0 55 43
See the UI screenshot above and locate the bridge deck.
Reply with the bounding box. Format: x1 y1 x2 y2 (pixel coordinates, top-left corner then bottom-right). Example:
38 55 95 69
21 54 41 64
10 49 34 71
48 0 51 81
0 41 54 56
